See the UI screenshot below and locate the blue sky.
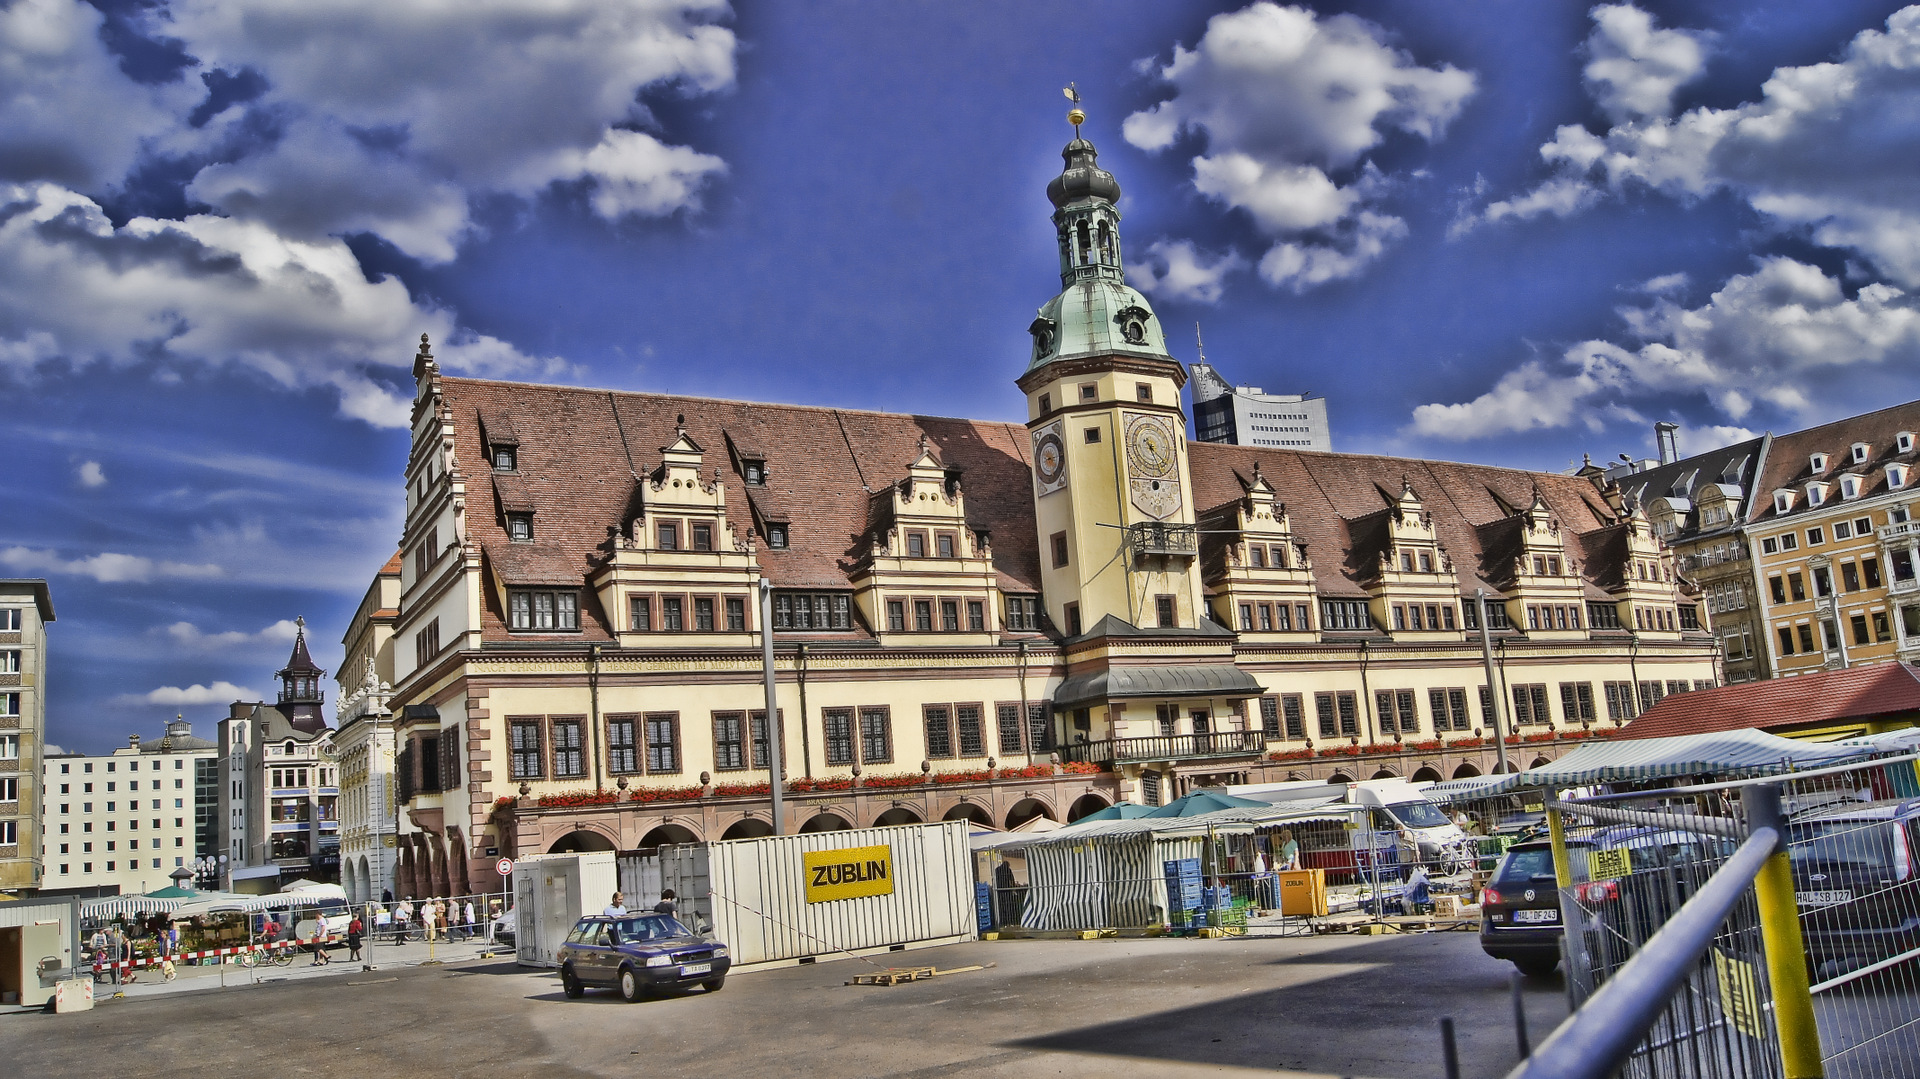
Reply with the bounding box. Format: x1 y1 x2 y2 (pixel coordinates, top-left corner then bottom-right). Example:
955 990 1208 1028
7 0 1920 752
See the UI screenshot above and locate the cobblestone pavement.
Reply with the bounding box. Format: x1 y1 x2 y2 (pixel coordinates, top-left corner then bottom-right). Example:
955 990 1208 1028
8 931 1567 1079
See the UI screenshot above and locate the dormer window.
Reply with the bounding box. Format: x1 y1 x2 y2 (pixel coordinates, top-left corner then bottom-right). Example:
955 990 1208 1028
1890 464 1909 490
767 524 788 549
1852 442 1871 465
1841 475 1861 500
742 461 765 485
506 513 533 542
1775 491 1794 514
492 445 517 471
1899 432 1914 454
1810 453 1829 473
1807 484 1826 507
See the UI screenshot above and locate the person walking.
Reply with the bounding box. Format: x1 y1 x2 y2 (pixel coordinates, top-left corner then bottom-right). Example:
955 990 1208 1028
347 915 364 962
653 889 677 916
394 899 413 945
308 921 330 965
461 899 476 941
424 899 440 943
104 928 126 986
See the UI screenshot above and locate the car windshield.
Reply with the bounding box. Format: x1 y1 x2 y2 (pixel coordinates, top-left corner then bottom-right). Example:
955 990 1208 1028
1384 801 1452 829
1499 848 1558 882
608 915 692 944
1790 821 1894 868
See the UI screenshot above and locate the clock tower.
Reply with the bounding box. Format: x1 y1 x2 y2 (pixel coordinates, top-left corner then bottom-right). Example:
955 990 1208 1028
1016 118 1205 639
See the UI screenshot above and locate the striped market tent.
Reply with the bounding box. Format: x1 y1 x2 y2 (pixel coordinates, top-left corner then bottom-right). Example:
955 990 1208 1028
1435 729 1875 799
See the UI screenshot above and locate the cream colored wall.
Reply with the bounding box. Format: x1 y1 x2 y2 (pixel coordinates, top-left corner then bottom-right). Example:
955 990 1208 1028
40 750 214 895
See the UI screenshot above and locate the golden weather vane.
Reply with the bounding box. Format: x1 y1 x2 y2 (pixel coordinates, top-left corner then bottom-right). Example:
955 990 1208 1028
1063 83 1085 134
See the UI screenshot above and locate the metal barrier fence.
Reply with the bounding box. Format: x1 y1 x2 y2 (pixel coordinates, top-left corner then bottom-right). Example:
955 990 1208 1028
359 890 509 945
1512 752 1920 1079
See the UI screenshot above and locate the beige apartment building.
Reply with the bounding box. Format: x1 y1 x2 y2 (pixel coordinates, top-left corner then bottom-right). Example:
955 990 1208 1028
0 579 53 893
366 129 1718 897
1747 405 1920 676
41 719 217 895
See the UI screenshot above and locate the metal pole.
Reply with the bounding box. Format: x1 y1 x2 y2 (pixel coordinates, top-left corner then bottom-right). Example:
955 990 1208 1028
1746 783 1823 1078
1477 590 1510 776
761 578 785 836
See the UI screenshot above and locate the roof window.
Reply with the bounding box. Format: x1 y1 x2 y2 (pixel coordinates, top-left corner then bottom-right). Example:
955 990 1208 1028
492 445 517 471
507 513 533 542
1851 442 1871 465
767 524 788 549
1890 464 1909 490
1840 475 1861 500
1810 452 1829 474
1806 483 1827 507
741 459 766 486
1774 491 1793 514
1899 432 1914 454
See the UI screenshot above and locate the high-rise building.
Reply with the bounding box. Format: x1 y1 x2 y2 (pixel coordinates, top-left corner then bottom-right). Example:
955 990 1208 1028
0 579 53 893
39 717 217 896
1189 361 1331 451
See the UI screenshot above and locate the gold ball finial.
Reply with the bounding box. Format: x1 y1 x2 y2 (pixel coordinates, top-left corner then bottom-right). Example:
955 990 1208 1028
1067 107 1086 127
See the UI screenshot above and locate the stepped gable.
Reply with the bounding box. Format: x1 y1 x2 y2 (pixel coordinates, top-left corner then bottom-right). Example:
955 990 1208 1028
1188 443 1620 597
439 378 1046 643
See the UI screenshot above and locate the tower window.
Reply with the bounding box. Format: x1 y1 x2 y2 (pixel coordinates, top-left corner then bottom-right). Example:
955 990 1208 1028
1084 427 1101 444
1136 383 1152 402
1079 383 1097 402
1155 595 1176 628
1051 532 1069 568
1038 393 1052 414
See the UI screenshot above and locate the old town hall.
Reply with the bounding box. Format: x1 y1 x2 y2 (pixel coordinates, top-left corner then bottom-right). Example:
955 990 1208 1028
344 118 1715 901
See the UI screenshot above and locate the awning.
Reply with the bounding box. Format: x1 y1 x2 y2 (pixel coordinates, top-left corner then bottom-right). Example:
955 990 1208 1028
1456 729 1877 798
1052 664 1264 708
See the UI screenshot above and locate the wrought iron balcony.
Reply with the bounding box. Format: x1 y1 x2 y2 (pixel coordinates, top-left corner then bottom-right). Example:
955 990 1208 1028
1127 522 1199 558
1060 730 1267 765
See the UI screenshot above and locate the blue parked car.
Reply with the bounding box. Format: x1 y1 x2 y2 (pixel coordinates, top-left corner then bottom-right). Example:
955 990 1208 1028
557 914 731 1001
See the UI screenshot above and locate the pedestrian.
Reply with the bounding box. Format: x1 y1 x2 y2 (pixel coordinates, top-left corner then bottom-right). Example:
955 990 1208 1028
653 889 677 916
1276 827 1301 871
394 899 413 944
424 899 440 943
382 888 393 904
347 916 364 962
104 928 126 986
602 891 628 917
462 899 476 941
309 921 330 965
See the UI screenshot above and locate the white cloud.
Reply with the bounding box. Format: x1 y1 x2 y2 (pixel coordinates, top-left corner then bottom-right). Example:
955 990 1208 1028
0 0 195 190
126 681 258 706
0 545 223 583
1635 272 1690 295
1582 3 1714 124
1125 2 1474 289
162 619 300 651
1410 257 1920 439
75 459 104 487
1462 5 1920 289
0 182 560 427
1127 239 1247 304
1672 424 1757 457
163 0 737 261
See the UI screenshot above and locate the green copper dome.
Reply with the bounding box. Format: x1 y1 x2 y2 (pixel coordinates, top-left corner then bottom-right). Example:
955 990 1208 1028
1024 134 1172 374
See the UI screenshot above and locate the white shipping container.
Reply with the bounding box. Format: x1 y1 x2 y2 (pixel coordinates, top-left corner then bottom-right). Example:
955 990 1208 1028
513 852 620 967
707 820 975 969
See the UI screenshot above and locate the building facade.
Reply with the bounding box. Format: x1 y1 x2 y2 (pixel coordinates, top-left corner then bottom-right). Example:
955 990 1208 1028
1746 405 1920 677
1603 433 1772 684
1189 361 1332 451
216 624 339 889
335 554 401 902
0 579 53 893
39 718 216 895
371 125 1716 897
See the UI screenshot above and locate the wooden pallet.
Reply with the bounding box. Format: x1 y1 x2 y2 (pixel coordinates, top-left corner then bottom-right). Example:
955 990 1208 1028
846 964 988 987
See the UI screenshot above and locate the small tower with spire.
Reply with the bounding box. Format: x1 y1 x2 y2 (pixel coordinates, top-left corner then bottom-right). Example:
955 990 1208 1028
276 616 329 734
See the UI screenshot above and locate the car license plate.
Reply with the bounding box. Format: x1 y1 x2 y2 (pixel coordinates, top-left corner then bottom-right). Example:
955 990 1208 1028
681 962 711 976
1796 890 1853 907
1513 909 1559 924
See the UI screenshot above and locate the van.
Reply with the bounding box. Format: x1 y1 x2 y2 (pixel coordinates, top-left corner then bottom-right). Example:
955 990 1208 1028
1230 778 1475 874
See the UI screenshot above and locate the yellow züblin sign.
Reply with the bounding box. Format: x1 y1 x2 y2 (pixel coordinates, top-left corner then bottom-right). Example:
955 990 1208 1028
1588 847 1633 881
1712 948 1768 1039
803 844 895 904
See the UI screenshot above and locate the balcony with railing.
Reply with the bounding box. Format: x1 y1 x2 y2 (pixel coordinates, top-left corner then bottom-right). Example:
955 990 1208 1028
1678 544 1750 574
1126 522 1199 559
1060 730 1268 765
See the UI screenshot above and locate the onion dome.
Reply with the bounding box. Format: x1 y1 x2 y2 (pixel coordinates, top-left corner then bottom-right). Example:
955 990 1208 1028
1047 138 1121 208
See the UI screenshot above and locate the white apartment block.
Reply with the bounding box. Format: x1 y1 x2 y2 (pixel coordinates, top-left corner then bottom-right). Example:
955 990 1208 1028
1190 362 1332 451
41 719 217 895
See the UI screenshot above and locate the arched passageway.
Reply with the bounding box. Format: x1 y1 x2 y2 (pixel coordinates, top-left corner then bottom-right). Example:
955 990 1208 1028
548 829 618 854
720 818 774 841
1005 798 1054 830
874 808 924 828
941 803 993 826
1369 769 1398 780
635 824 700 850
799 813 852 833
1411 767 1443 783
1452 763 1482 779
1066 794 1111 822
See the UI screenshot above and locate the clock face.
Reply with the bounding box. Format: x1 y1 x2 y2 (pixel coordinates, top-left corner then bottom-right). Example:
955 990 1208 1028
1032 422 1068 496
1125 414 1176 478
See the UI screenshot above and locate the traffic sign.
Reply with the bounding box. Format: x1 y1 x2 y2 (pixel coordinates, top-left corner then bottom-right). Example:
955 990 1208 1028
496 857 514 877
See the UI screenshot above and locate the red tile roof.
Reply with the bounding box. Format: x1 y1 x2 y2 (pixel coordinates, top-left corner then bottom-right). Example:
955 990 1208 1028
1620 663 1920 740
437 377 1651 643
1749 399 1920 526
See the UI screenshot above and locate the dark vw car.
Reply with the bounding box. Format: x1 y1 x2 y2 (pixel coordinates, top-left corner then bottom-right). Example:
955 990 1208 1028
558 914 731 1001
1789 798 1920 973
1480 838 1588 977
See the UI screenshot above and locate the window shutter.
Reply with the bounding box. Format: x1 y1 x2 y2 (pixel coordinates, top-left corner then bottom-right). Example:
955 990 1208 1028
396 744 415 804
439 723 460 793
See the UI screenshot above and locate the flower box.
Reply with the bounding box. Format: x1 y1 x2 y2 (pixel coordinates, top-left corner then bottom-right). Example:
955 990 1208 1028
536 789 621 808
1318 745 1362 757
1058 761 1103 775
1407 740 1446 753
932 769 994 784
711 782 771 798
1000 763 1055 779
627 785 704 803
1267 748 1313 762
861 773 924 789
788 777 854 793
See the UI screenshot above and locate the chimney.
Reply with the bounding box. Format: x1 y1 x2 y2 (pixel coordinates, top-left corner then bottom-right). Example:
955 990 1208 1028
129 734 141 750
1655 422 1680 466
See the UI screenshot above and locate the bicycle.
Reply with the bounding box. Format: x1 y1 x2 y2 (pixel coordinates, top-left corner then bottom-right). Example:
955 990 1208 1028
236 945 294 968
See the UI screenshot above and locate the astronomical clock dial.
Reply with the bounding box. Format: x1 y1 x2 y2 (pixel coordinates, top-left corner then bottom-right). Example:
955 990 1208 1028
1124 413 1182 520
1032 421 1068 497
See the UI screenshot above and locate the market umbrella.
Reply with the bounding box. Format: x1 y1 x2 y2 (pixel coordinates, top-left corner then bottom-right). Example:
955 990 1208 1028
145 885 199 899
1074 801 1159 822
1143 790 1267 818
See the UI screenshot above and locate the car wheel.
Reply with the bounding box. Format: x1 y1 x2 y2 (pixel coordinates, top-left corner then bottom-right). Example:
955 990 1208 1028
561 966 584 999
1514 957 1558 979
703 975 726 993
619 965 645 1003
